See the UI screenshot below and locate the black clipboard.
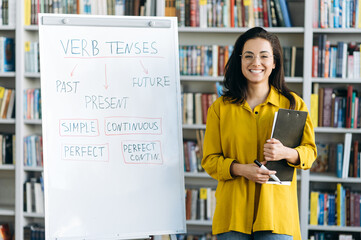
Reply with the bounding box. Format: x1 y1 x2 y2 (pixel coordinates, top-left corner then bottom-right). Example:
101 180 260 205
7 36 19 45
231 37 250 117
265 108 308 182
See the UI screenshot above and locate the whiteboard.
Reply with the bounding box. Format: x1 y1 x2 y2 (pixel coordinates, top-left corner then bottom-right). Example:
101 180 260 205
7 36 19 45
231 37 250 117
38 14 186 239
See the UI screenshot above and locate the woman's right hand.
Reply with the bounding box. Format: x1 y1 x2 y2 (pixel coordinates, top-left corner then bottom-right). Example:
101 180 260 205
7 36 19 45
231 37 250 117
231 161 277 184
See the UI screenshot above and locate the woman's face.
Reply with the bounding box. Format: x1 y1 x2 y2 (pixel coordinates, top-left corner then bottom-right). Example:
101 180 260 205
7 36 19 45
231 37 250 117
241 38 275 86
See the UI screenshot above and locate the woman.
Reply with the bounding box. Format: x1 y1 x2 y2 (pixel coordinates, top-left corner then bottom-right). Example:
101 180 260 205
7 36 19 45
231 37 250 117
201 27 317 240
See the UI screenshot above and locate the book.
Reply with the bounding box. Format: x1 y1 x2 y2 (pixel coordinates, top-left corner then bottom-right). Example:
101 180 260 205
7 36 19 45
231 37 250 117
34 182 44 213
322 87 333 127
278 0 291 27
328 194 336 225
342 133 352 178
311 143 328 172
0 223 11 240
336 143 344 178
318 193 325 225
266 108 308 183
273 0 285 26
310 191 319 225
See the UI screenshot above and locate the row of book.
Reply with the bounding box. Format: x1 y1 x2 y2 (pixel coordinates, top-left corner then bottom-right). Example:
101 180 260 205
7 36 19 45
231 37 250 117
24 0 156 25
24 88 41 120
310 137 361 179
179 45 303 77
182 92 218 125
310 184 361 227
0 37 14 72
282 46 303 77
166 0 293 28
24 135 43 167
24 224 45 240
309 232 354 240
313 0 361 29
25 41 40 73
312 36 361 79
184 130 205 172
311 85 361 129
0 0 15 26
0 133 14 165
185 187 216 221
179 45 233 77
24 176 44 214
0 87 15 120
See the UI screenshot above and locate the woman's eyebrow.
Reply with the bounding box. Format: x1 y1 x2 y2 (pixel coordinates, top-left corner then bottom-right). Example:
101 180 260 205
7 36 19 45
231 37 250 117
243 50 272 54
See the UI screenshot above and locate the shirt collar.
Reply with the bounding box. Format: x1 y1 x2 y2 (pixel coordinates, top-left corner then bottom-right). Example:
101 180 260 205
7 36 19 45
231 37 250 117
265 86 281 107
240 86 281 111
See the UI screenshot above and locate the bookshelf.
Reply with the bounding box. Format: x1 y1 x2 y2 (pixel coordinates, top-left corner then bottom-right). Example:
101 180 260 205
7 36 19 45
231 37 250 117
177 0 309 238
3 0 360 239
306 1 361 240
0 3 16 237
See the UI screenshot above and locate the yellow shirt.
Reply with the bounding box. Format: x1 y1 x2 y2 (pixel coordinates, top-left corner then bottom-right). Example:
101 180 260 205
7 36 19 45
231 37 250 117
201 86 317 239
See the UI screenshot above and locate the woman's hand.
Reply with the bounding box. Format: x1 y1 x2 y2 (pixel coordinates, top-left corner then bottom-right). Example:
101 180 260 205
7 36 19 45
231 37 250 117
263 138 300 165
231 161 276 184
264 138 287 161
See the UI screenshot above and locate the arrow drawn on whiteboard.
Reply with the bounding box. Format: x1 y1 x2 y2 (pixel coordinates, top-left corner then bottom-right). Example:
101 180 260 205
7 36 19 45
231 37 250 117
70 64 78 77
104 64 109 90
139 60 148 74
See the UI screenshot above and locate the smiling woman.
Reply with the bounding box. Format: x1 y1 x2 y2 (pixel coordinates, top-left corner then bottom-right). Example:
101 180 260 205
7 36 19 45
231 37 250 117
240 38 276 96
201 27 317 240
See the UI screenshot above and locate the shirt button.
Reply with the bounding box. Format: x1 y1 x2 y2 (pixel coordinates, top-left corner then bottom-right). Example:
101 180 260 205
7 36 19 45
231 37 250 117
302 163 305 166
255 111 258 114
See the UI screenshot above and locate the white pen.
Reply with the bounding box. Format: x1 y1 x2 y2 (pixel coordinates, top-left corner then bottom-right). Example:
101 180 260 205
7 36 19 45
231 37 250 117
254 160 282 184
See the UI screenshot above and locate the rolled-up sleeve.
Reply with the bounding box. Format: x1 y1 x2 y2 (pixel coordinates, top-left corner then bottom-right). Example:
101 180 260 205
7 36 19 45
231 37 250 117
201 103 235 181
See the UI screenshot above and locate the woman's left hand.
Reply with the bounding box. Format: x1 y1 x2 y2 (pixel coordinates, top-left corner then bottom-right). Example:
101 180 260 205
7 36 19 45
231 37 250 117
263 138 288 161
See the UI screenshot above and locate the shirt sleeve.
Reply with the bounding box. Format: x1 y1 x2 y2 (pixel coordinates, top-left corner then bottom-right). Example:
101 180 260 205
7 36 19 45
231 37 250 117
288 98 317 170
201 102 235 181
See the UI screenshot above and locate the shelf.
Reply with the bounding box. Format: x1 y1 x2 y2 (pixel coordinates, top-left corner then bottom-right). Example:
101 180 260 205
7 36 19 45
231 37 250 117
285 77 303 83
184 172 212 178
180 76 302 83
179 27 304 33
24 166 43 172
24 119 42 125
184 172 217 187
183 124 206 130
308 225 361 232
0 165 15 170
0 26 15 31
0 72 15 77
312 78 361 83
315 127 361 134
0 205 15 216
24 25 39 31
23 212 44 218
313 28 361 34
0 118 15 124
186 220 212 226
24 72 41 78
310 174 361 183
180 76 223 82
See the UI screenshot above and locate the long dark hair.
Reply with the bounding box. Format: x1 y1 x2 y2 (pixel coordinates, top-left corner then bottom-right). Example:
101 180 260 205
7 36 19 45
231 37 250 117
222 27 296 109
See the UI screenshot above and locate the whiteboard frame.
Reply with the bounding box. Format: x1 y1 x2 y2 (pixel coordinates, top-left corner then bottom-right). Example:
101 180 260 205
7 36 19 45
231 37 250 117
39 14 186 240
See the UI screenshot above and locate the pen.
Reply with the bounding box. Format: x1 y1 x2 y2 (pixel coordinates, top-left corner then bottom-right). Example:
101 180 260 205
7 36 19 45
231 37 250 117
254 160 282 184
